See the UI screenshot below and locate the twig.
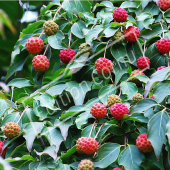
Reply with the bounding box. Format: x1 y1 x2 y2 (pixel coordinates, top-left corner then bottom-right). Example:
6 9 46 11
39 137 46 149
104 39 111 58
11 86 14 102
53 5 62 21
143 39 146 56
160 21 164 38
17 106 29 124
68 31 72 48
89 121 96 137
39 30 44 38
94 123 104 139
43 44 49 56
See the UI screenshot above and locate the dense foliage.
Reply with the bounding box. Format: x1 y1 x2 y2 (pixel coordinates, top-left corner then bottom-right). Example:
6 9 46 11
2 0 170 169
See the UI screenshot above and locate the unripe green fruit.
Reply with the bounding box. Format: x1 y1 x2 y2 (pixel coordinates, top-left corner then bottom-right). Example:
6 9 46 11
43 20 59 36
79 43 92 53
112 31 125 44
132 93 144 103
107 94 122 107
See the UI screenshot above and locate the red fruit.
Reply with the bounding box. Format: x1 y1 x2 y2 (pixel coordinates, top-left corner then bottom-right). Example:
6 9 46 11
113 168 123 170
131 69 145 76
76 137 99 155
59 49 76 64
137 57 150 69
157 66 166 71
136 133 153 153
110 103 129 120
91 103 107 119
32 55 50 72
150 96 154 99
95 58 113 75
0 141 4 154
3 122 21 138
156 38 170 54
113 8 128 22
159 0 170 10
26 37 44 54
78 159 94 170
123 26 140 42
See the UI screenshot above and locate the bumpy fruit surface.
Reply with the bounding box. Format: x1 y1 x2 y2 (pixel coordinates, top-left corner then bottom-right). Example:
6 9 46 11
123 26 140 42
76 137 99 155
157 66 166 71
159 0 170 10
91 103 107 119
107 94 122 107
112 31 125 44
78 159 94 170
95 58 113 75
137 57 150 69
3 122 21 138
59 49 76 64
26 37 44 54
79 43 91 51
130 69 145 85
0 141 4 154
110 103 129 120
113 8 128 22
113 168 123 170
136 133 153 153
156 38 170 54
32 55 50 72
43 20 59 36
132 93 144 103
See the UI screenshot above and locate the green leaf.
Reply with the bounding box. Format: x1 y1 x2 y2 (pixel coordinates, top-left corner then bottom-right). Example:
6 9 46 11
126 41 143 65
145 43 166 69
93 143 120 168
141 1 150 9
111 44 127 63
33 101 48 120
141 23 167 39
8 78 32 88
6 155 36 162
41 126 64 152
55 119 73 140
120 2 137 8
34 94 59 110
118 145 144 170
61 146 77 160
48 30 67 49
6 51 29 80
75 111 91 129
103 27 118 38
98 85 116 105
166 120 170 145
75 0 92 13
85 25 103 45
148 110 169 159
23 122 45 151
46 84 65 97
153 80 170 103
71 21 86 39
0 99 16 117
65 81 92 105
130 99 157 114
144 67 170 98
0 157 12 170
21 20 44 38
113 61 128 84
120 82 137 100
35 146 57 161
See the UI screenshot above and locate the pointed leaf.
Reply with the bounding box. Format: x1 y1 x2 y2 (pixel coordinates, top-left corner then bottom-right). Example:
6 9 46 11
148 110 169 159
118 145 144 170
